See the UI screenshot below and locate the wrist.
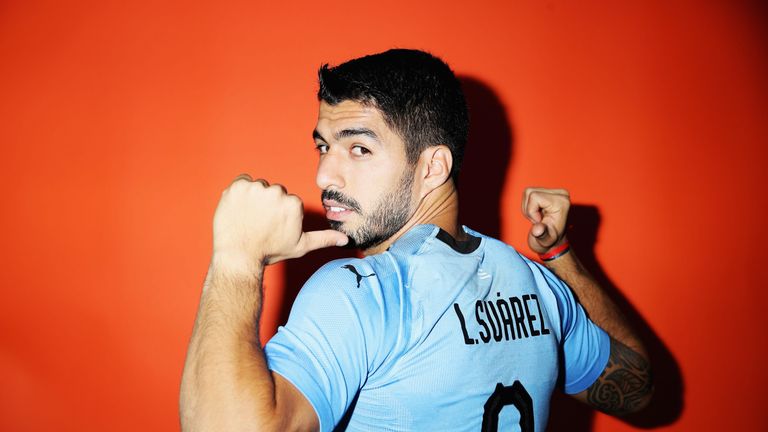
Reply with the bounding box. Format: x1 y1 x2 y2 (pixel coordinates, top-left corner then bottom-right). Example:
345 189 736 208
210 250 263 279
539 239 571 262
204 253 265 310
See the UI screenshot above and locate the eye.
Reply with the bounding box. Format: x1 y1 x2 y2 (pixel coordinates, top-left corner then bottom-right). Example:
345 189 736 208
351 145 371 156
315 143 329 155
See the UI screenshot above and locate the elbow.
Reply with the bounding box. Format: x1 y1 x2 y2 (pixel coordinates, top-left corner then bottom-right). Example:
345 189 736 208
178 386 284 432
585 359 655 417
617 369 655 416
178 395 301 432
623 383 654 415
599 338 655 416
179 408 284 432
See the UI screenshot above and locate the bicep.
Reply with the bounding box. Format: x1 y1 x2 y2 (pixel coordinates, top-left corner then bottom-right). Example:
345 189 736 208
273 372 320 432
570 337 653 416
265 261 377 430
266 312 366 431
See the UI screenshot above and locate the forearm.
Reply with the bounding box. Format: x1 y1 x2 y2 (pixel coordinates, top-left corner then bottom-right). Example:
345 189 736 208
179 176 341 432
544 245 646 357
180 258 280 431
522 188 652 413
546 245 654 413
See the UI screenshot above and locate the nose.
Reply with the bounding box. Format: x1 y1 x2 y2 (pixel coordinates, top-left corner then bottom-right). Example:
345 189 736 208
316 152 346 191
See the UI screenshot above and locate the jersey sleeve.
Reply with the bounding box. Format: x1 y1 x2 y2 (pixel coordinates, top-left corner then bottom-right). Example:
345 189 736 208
264 259 378 432
536 263 611 394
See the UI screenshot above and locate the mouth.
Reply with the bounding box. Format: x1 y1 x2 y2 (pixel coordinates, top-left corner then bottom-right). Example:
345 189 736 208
322 199 356 222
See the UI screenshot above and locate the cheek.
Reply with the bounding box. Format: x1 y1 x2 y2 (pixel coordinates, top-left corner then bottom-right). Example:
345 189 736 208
350 164 398 209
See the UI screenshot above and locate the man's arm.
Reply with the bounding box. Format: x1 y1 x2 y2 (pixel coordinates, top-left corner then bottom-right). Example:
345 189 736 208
522 187 653 416
179 175 347 432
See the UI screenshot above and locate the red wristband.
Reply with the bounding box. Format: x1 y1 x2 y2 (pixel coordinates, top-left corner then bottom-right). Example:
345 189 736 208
539 241 570 261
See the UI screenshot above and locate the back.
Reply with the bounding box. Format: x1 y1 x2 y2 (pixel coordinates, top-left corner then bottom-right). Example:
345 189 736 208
265 225 609 432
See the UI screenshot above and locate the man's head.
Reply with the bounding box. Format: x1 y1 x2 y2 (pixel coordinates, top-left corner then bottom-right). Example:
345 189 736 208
318 49 469 182
313 49 468 250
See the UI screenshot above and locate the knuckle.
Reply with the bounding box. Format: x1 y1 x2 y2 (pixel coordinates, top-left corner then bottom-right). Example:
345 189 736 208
270 183 288 195
287 197 304 214
243 180 268 196
287 194 302 206
232 173 253 185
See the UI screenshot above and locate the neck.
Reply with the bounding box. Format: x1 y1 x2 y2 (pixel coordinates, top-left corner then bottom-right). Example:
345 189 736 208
363 180 464 256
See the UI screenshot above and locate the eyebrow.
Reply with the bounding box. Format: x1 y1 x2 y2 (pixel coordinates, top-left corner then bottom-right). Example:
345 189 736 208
312 127 381 143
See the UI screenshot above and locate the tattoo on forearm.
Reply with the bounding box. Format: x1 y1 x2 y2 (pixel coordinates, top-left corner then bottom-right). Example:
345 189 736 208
586 340 653 415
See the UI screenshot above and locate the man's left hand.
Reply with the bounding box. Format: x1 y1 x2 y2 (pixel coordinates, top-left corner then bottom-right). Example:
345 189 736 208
522 187 570 254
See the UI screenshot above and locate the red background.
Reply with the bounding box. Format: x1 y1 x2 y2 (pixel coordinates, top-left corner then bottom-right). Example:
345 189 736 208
1 1 767 431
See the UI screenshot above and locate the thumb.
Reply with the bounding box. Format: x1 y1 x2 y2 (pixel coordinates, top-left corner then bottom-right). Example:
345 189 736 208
295 229 349 255
528 222 558 252
530 222 547 239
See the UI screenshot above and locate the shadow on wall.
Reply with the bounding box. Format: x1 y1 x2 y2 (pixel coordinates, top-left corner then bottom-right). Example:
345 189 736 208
555 205 685 430
277 76 683 430
461 75 684 430
457 76 513 239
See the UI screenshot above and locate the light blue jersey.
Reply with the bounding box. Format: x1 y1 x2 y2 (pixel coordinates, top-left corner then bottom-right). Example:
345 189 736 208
265 225 610 432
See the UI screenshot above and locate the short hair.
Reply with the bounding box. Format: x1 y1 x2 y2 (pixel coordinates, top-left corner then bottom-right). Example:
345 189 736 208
318 49 469 182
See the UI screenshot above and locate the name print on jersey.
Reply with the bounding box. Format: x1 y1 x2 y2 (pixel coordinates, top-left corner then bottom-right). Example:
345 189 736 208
453 293 551 345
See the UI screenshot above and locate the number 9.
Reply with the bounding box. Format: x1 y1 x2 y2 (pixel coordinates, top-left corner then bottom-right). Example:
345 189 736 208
481 381 534 432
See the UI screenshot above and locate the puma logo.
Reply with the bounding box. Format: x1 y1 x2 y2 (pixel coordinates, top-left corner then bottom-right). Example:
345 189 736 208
342 264 376 288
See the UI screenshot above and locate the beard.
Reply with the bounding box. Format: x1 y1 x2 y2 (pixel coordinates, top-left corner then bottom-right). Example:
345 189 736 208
322 169 415 251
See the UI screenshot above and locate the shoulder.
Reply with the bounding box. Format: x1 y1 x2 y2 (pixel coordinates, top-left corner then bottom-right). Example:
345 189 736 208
466 228 575 328
302 256 394 293
293 255 402 322
515 256 577 320
273 256 399 352
463 226 529 261
288 255 405 368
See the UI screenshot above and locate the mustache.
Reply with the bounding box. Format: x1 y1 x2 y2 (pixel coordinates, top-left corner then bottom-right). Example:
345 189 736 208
321 189 362 213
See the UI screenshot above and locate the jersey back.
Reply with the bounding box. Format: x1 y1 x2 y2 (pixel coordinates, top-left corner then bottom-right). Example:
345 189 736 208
265 225 609 432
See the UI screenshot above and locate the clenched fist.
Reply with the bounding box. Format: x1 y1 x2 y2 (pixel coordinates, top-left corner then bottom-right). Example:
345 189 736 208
522 187 570 255
212 174 348 270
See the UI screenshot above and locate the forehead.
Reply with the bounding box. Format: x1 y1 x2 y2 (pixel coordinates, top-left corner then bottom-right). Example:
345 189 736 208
315 100 398 143
317 100 380 124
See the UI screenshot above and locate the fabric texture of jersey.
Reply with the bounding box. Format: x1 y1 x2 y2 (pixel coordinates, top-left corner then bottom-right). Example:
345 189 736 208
265 225 610 432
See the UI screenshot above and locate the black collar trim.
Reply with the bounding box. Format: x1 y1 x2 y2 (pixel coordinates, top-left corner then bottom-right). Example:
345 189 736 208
435 228 481 254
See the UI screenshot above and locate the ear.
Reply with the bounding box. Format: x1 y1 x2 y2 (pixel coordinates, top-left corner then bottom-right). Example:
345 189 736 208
417 145 453 198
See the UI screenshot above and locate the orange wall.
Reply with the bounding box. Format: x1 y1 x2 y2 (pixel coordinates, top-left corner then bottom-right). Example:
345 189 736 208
1 1 767 431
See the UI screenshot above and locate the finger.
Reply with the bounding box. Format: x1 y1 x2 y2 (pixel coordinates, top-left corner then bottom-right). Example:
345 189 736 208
521 188 537 221
528 223 558 252
522 187 570 218
533 222 557 245
526 187 570 197
524 190 552 223
295 229 349 256
530 222 547 239
233 173 253 183
271 183 288 195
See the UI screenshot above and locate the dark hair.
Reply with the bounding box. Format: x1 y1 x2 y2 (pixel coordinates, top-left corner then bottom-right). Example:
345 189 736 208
318 49 469 182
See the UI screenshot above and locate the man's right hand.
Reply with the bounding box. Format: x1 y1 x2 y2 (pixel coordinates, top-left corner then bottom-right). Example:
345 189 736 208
212 174 348 269
182 174 328 432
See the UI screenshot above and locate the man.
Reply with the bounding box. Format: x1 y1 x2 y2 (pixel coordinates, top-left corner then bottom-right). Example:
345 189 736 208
180 49 653 432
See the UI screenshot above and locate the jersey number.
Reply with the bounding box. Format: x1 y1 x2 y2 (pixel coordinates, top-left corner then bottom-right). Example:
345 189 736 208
481 381 534 432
